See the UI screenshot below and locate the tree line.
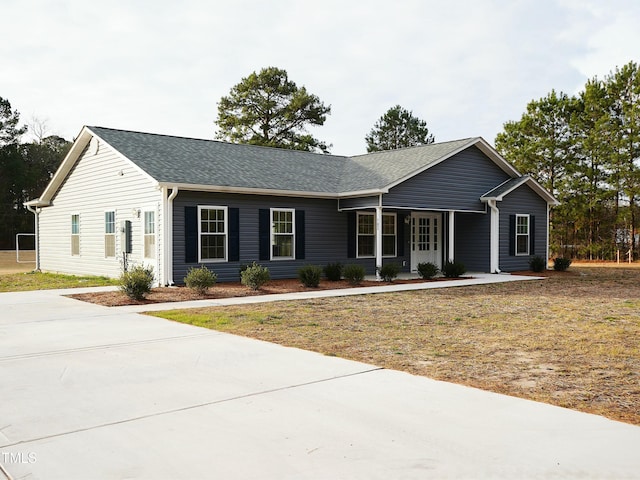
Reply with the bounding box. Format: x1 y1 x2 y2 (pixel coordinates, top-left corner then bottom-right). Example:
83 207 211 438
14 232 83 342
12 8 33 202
495 61 639 260
6 62 636 260
0 98 71 249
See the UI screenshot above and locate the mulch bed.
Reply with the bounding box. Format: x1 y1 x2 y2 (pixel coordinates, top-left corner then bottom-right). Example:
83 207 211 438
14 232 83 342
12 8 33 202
68 277 451 307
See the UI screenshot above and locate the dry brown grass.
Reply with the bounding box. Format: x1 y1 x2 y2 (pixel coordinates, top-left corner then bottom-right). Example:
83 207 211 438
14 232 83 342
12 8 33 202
151 266 640 425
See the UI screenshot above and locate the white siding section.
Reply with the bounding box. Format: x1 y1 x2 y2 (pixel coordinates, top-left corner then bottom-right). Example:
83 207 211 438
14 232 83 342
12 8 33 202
38 137 163 282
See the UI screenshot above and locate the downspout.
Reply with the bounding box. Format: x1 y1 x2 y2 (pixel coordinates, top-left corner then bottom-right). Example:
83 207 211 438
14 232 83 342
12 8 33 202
488 200 501 273
166 186 179 285
26 204 41 271
546 203 550 270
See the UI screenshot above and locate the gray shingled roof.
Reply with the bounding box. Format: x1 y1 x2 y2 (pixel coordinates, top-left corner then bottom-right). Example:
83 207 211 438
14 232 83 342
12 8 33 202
481 176 530 199
89 127 478 195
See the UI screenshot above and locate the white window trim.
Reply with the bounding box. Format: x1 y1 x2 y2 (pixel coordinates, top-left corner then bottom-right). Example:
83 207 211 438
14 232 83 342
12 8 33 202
515 214 530 256
270 208 295 260
143 209 157 260
71 213 80 256
197 205 228 263
357 211 397 258
104 210 116 258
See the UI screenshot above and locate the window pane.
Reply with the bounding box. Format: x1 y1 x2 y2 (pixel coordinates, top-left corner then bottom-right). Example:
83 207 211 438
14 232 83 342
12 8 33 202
144 235 155 258
382 215 395 235
105 211 115 234
273 235 293 257
145 211 155 234
201 235 225 260
358 214 374 235
358 235 374 257
517 216 528 234
516 235 529 255
382 236 395 256
105 235 115 257
71 215 79 234
273 210 293 234
71 235 79 255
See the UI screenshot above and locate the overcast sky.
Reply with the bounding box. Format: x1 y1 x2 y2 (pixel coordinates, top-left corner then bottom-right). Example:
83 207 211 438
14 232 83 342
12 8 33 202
2 0 639 156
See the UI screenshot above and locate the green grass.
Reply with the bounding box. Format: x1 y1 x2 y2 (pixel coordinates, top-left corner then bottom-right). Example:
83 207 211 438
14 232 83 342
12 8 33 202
0 271 118 292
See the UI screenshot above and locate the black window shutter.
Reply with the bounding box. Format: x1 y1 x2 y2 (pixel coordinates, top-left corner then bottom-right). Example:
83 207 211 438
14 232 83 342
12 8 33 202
295 210 305 260
347 212 356 258
259 209 270 261
509 215 516 256
229 208 240 262
529 215 535 255
185 206 198 263
397 213 405 257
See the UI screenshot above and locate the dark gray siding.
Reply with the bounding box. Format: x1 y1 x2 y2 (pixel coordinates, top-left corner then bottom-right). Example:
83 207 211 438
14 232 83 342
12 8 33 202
455 212 491 272
499 185 548 272
383 146 511 212
173 192 409 282
338 196 379 210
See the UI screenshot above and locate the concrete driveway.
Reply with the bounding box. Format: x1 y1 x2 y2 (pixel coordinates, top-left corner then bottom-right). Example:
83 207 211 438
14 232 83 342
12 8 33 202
1 286 639 479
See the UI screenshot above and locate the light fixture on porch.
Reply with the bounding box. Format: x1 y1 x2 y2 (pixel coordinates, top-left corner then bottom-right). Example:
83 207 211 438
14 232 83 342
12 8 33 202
404 215 411 225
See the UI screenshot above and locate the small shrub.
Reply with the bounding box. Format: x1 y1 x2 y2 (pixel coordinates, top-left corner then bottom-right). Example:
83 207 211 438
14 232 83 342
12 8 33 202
343 264 366 285
240 262 270 290
378 263 401 282
298 264 322 288
323 262 343 281
119 264 154 300
529 255 546 273
442 260 466 278
553 257 572 271
184 265 217 295
417 262 439 279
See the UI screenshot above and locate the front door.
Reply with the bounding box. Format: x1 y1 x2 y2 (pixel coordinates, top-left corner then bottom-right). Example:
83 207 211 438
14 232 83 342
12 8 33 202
411 212 441 271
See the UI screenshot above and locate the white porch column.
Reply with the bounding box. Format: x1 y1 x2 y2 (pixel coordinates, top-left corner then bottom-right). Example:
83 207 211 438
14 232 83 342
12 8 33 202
448 211 455 262
488 200 500 273
375 205 383 280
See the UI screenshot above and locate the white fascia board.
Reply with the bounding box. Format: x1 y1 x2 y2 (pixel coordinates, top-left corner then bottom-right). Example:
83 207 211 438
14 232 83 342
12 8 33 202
159 183 343 199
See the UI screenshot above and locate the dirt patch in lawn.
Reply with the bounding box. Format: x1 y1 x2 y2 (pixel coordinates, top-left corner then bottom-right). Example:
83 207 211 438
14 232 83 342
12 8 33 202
0 250 35 274
150 266 640 425
69 277 440 306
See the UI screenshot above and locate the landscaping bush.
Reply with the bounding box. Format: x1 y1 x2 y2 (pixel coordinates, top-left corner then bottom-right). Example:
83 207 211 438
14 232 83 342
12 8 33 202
553 257 572 271
298 264 322 288
417 262 439 279
529 255 547 273
240 262 270 290
119 264 154 300
378 263 401 282
323 262 343 281
184 265 217 295
343 264 366 285
442 260 466 278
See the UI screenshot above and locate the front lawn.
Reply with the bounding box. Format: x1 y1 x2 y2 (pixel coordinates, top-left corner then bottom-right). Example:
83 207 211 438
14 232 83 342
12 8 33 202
149 266 640 425
0 271 118 292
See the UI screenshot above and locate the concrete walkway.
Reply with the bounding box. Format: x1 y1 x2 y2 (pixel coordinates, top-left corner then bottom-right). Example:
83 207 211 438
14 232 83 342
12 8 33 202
1 276 639 479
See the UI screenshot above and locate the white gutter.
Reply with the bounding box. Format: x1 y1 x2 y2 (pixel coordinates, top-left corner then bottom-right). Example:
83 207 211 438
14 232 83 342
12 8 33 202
25 204 41 271
487 199 501 273
162 186 179 285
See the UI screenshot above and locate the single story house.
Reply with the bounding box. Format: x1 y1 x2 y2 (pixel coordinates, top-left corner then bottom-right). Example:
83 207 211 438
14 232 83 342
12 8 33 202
25 126 558 285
